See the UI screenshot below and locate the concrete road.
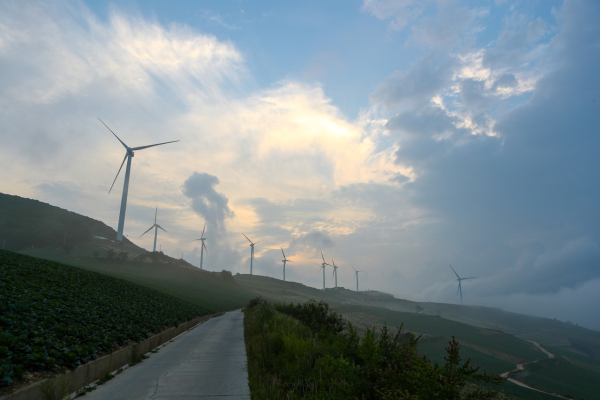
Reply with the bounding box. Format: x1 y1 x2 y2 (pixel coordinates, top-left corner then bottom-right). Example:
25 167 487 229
84 310 250 399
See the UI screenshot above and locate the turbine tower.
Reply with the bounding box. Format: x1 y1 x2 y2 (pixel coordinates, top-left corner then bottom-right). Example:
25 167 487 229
99 118 179 242
332 259 339 289
320 251 331 290
450 264 476 305
243 234 261 275
140 206 167 252
281 247 292 281
351 263 361 291
190 223 208 270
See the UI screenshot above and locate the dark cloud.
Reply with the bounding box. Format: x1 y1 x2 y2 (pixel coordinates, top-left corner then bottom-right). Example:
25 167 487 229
386 106 460 137
395 0 600 298
370 53 456 110
182 172 234 237
291 230 335 250
492 73 518 91
482 17 547 69
459 79 497 111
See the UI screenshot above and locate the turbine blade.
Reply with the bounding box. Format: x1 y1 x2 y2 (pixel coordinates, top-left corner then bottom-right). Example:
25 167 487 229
449 264 460 279
350 263 357 272
243 233 252 243
131 140 180 151
108 153 128 194
154 206 158 224
157 225 167 233
98 118 128 149
321 251 326 263
462 277 477 280
281 247 286 258
254 240 262 245
203 241 208 254
457 283 460 295
201 223 206 238
140 225 154 238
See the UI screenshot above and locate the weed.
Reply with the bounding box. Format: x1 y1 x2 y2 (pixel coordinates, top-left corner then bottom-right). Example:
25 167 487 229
38 374 71 400
129 344 148 366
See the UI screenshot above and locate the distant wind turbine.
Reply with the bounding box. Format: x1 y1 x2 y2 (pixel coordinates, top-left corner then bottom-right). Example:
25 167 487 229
351 263 361 291
190 223 208 270
332 259 339 289
99 118 179 242
140 206 167 252
281 247 291 281
320 251 331 290
449 264 476 305
243 234 261 275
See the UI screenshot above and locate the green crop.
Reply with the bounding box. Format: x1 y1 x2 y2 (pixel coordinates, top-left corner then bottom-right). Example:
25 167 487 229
0 250 210 387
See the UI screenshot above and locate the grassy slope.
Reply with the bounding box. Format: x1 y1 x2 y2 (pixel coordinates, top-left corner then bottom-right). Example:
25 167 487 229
236 274 600 400
21 247 255 312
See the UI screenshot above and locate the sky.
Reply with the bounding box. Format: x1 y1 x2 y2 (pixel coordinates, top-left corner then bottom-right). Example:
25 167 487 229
1 0 599 329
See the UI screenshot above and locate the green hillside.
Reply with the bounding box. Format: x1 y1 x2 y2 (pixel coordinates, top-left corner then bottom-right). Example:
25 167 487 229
0 250 207 390
0 193 136 250
0 192 256 311
235 274 600 400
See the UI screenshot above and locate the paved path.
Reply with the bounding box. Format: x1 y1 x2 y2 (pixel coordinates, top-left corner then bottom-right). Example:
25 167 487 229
84 310 250 399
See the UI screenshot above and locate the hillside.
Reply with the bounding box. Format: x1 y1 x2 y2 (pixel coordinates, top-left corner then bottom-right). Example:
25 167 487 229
0 249 208 392
235 274 600 400
0 192 137 250
0 192 256 311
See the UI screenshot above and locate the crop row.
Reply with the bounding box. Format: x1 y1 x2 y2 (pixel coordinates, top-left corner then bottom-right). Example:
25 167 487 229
0 250 210 387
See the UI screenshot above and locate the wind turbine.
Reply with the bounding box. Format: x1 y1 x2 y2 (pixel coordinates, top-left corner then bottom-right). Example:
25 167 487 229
281 247 291 281
332 259 339 289
140 206 167 252
243 234 261 275
320 251 331 290
351 263 361 291
190 223 208 270
449 264 476 305
99 118 179 242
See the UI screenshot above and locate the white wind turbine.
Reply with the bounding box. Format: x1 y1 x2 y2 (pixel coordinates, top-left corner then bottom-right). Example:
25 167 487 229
450 264 476 305
320 251 331 290
243 234 261 275
190 223 208 270
351 263 361 291
332 259 339 289
99 118 179 242
140 207 167 252
281 247 292 281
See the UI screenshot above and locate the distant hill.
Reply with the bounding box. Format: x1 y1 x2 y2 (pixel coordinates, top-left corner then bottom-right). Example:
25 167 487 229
0 192 136 250
0 192 256 311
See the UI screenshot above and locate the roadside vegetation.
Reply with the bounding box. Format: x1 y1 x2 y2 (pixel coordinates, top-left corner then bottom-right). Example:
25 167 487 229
0 250 209 389
244 297 505 399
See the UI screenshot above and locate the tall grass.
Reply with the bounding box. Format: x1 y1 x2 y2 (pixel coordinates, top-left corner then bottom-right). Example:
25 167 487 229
244 298 505 400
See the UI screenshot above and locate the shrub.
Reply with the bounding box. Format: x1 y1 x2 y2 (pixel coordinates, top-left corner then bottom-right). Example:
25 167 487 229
244 297 504 399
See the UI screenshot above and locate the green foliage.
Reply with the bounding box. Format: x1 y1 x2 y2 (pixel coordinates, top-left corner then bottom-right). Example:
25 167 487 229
244 297 505 399
0 250 209 388
117 252 128 262
106 249 116 261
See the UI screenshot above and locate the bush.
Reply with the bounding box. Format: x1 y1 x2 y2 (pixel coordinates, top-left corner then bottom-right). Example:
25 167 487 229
244 297 504 399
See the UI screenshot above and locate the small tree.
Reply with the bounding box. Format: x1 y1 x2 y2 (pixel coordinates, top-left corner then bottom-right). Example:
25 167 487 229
106 248 116 261
118 251 129 262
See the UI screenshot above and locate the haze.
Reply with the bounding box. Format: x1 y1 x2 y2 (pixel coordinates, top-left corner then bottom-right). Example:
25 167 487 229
1 0 599 330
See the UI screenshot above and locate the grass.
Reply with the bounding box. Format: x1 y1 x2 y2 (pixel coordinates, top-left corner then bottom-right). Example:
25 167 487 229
417 336 515 374
516 357 600 400
244 298 505 400
0 249 208 390
22 246 256 312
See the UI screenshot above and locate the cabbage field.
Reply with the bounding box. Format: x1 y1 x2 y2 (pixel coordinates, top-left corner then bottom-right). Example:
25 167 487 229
0 249 210 387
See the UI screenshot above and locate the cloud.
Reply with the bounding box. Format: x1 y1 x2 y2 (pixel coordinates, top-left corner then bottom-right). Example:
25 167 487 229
361 0 424 31
370 53 456 110
386 106 460 137
182 172 233 236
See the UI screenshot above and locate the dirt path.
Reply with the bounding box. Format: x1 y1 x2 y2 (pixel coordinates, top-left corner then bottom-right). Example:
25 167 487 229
500 340 568 398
